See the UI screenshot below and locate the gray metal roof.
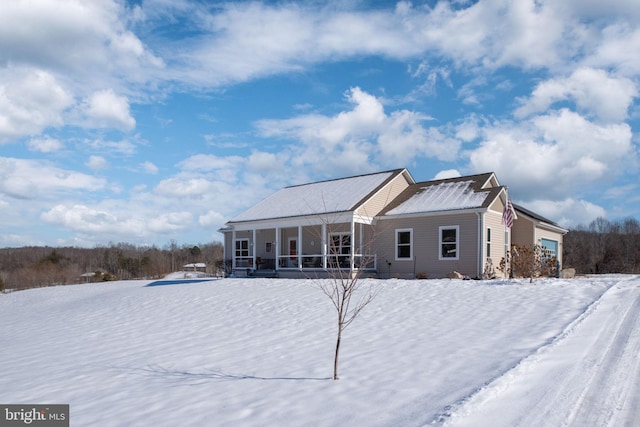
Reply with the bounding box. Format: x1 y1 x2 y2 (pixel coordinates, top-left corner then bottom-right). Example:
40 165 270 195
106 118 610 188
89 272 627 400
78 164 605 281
379 172 502 216
227 169 408 223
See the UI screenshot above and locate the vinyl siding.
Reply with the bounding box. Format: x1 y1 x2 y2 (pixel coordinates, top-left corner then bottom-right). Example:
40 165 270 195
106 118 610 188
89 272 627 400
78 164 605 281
484 210 509 277
255 229 276 259
511 218 534 248
374 213 480 279
223 232 232 260
356 172 412 217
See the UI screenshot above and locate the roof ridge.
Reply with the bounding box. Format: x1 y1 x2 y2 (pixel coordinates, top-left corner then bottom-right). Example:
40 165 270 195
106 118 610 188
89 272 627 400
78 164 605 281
512 203 558 226
414 171 495 186
284 168 406 189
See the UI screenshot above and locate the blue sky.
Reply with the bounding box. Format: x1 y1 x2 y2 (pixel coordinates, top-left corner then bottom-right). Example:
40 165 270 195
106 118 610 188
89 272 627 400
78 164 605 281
1 0 639 248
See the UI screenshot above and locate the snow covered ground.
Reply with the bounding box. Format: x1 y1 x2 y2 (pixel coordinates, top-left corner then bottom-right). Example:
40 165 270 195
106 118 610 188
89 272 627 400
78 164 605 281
1 275 638 426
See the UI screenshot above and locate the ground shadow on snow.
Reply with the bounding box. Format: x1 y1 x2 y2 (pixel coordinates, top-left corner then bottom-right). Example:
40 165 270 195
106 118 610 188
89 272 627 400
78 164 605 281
116 364 331 384
145 278 220 287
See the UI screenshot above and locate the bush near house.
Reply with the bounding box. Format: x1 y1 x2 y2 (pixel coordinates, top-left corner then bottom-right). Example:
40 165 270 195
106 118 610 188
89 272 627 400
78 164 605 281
499 244 558 282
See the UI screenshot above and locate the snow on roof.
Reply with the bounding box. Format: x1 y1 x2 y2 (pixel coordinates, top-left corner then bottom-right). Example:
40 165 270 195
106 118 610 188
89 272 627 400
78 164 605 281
385 180 490 215
183 263 206 268
229 170 396 222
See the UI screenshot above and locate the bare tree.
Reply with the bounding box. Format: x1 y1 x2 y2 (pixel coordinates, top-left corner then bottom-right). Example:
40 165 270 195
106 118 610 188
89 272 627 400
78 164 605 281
318 269 378 380
310 218 380 380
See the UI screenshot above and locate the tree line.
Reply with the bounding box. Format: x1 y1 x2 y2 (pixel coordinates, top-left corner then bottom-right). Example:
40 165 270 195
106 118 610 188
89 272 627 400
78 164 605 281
563 217 640 274
0 241 224 292
1 216 639 292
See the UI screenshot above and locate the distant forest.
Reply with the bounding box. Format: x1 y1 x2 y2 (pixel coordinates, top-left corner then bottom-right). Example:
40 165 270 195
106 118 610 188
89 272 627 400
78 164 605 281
0 241 223 292
1 216 639 292
563 217 640 275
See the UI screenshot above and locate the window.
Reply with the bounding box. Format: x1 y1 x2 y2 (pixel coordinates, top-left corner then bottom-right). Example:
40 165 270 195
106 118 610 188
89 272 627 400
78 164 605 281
235 239 249 257
395 229 413 260
330 233 351 254
486 227 491 257
439 226 459 260
235 238 250 267
540 238 558 257
265 242 272 253
330 233 351 267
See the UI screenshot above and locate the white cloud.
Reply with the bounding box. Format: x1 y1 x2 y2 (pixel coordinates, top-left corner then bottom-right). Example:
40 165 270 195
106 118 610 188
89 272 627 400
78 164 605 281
27 136 63 153
433 169 462 180
140 161 159 174
408 62 452 98
41 203 193 239
0 69 72 142
148 212 193 233
520 198 607 228
0 0 162 89
154 177 215 199
199 210 225 228
468 109 634 201
0 157 106 199
165 0 569 87
164 0 640 90
247 151 287 175
515 68 638 122
586 24 640 75
84 138 137 156
378 113 458 164
42 204 122 233
82 89 136 131
561 0 640 22
86 156 108 170
172 2 425 86
177 154 244 173
256 87 445 174
0 1 161 144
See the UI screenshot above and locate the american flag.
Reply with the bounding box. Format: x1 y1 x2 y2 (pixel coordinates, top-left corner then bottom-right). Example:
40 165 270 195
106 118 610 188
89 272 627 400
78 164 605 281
502 199 515 228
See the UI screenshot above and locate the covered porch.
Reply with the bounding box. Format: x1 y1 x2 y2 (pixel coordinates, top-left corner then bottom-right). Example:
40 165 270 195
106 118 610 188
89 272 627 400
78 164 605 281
223 215 377 277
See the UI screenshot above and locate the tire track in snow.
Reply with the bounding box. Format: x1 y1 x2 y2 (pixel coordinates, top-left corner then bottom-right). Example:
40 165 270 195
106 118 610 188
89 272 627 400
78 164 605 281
436 276 640 427
566 280 640 427
429 278 616 425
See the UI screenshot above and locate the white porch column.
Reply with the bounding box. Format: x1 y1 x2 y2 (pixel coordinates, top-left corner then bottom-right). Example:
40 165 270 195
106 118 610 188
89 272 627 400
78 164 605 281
232 229 237 270
252 229 257 269
222 231 227 269
350 218 355 270
320 222 328 270
298 225 303 269
321 223 327 269
275 227 280 271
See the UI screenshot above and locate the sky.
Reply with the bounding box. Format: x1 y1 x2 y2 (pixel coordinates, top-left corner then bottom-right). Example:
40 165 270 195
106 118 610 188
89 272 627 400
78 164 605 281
1 0 639 248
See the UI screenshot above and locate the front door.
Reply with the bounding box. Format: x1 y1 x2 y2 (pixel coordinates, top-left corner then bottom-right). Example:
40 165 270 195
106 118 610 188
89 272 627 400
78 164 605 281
288 238 297 267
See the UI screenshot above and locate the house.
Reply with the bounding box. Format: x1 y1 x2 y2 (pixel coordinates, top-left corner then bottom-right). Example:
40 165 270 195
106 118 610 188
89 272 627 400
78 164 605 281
183 262 207 273
219 168 567 279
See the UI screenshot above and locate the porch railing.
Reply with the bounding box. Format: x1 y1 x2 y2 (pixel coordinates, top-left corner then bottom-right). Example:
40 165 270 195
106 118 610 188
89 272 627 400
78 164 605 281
234 256 253 268
275 254 377 271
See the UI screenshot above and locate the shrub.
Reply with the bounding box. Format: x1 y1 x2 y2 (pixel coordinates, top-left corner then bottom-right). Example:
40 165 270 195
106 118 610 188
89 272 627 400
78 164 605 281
499 244 558 282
